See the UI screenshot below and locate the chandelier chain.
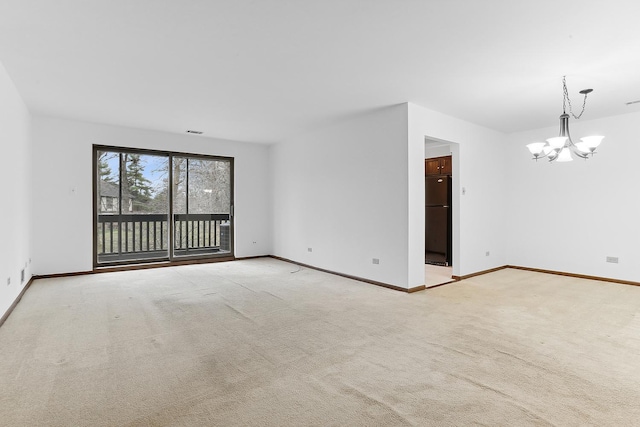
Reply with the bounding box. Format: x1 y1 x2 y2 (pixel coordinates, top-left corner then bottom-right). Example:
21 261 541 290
562 75 588 119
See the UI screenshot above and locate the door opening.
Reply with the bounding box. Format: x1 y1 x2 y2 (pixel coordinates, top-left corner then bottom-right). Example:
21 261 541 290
424 139 455 287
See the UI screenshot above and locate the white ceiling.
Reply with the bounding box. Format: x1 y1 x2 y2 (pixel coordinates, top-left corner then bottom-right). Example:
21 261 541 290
1 0 639 144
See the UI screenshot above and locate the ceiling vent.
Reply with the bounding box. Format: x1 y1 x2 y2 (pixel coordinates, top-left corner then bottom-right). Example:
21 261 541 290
186 130 203 134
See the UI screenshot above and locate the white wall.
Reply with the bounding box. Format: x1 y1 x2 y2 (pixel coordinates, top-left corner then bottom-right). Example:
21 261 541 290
271 102 509 289
408 103 508 284
31 116 271 275
506 110 640 282
424 141 452 159
0 61 32 319
271 105 410 288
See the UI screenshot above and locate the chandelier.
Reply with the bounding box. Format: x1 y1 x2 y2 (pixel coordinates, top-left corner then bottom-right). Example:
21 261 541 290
526 76 604 162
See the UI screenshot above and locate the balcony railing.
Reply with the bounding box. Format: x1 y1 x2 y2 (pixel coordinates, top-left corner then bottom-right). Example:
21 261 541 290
97 213 230 262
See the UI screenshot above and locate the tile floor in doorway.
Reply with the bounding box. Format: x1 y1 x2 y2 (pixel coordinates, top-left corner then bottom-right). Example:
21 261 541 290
425 263 454 287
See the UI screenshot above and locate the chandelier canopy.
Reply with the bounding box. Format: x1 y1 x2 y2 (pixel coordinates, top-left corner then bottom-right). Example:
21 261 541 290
526 76 604 162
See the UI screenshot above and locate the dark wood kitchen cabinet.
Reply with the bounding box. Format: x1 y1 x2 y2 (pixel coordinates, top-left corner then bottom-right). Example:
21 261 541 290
425 156 451 176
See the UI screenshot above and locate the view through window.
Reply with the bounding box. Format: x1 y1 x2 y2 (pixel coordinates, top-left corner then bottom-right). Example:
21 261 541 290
95 147 233 266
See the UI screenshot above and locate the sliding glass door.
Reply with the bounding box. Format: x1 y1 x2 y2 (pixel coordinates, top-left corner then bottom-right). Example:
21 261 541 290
94 147 233 267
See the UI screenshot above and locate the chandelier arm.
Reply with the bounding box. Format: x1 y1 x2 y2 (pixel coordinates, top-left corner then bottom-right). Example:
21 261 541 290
570 145 589 159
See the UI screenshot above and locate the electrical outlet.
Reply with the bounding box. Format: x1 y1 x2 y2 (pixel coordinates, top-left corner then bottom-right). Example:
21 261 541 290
372 258 380 265
606 256 619 264
485 251 490 256
307 247 313 252
6 277 10 286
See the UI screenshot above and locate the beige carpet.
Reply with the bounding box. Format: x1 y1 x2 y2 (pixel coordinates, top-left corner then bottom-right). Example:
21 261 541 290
1 259 640 426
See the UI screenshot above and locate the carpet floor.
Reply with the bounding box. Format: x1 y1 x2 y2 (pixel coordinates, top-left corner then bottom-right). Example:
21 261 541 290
1 258 640 426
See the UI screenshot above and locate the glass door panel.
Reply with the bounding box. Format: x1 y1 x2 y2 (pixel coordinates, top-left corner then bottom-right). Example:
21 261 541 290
172 157 232 257
96 150 121 262
96 150 170 264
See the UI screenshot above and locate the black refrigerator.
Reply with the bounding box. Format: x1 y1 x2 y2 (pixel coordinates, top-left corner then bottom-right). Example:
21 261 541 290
425 175 452 266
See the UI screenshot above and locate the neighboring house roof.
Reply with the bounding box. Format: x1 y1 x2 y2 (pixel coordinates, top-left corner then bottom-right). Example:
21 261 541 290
100 180 131 199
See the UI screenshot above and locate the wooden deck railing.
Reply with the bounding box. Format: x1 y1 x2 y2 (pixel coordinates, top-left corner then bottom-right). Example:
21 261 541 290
97 213 230 261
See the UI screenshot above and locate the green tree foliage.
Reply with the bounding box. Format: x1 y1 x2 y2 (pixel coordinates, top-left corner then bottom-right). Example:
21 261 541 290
98 152 116 182
124 154 154 212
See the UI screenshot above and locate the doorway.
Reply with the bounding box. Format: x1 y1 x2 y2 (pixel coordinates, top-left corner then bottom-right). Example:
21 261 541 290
424 139 456 287
93 146 233 267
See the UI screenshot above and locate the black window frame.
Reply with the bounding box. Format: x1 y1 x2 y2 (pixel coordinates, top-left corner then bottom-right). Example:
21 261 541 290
92 144 235 269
